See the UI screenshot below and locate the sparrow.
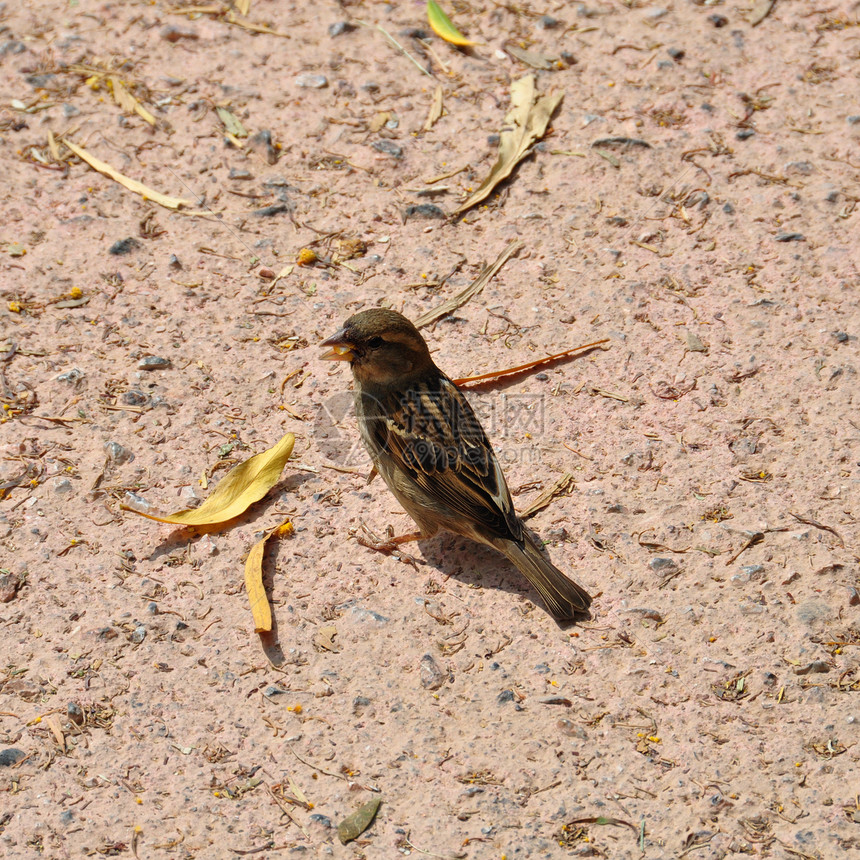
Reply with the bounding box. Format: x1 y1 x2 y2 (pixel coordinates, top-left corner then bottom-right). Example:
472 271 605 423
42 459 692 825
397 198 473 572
320 308 592 621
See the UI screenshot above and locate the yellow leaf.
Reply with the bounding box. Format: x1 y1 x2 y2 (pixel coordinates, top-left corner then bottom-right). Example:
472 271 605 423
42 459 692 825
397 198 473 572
61 139 209 214
244 519 292 633
108 76 157 126
455 75 562 214
423 84 444 131
122 433 295 527
427 0 474 46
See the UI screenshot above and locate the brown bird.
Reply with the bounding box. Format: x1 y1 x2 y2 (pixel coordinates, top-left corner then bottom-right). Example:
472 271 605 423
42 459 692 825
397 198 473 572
320 308 592 621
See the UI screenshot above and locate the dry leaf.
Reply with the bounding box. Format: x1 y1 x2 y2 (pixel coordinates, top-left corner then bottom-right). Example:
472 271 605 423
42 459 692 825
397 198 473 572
337 796 382 844
122 432 295 526
235 0 251 13
427 0 474 46
244 519 294 633
62 139 205 213
369 111 390 133
452 339 610 386
108 76 157 126
313 625 339 652
216 106 248 138
749 0 775 26
414 240 523 328
520 473 575 519
45 713 66 752
505 44 556 70
455 75 562 214
423 84 444 131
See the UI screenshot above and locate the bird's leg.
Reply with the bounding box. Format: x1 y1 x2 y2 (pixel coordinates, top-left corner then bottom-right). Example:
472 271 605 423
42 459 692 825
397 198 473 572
354 524 423 567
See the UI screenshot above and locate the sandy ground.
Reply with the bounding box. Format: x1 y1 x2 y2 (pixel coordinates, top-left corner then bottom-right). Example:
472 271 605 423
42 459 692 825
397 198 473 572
1 0 859 858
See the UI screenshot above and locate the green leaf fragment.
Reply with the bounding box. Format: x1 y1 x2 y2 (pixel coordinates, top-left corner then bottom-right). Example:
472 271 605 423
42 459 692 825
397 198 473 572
337 796 381 844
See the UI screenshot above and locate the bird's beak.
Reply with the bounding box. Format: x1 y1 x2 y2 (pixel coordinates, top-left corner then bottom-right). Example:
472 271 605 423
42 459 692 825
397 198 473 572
319 328 355 362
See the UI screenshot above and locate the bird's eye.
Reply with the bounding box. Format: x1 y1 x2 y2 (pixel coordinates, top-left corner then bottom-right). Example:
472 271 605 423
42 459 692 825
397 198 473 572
367 336 384 349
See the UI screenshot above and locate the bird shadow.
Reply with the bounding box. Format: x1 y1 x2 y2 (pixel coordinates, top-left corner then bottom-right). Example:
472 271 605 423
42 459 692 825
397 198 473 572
403 530 591 627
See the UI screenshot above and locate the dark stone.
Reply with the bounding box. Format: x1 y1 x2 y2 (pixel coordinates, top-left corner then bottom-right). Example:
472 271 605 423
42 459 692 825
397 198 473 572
371 139 403 157
0 748 26 767
109 237 140 255
404 203 446 220
736 129 755 140
122 389 149 406
253 203 291 217
138 356 171 370
708 14 728 27
328 21 356 37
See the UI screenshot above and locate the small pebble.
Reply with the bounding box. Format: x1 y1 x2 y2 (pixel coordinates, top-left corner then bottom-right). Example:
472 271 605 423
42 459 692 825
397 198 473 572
52 478 73 494
161 25 198 42
258 267 275 279
59 810 75 825
0 748 27 767
497 689 516 704
67 703 84 725
309 813 333 829
130 625 146 644
109 237 140 255
736 129 755 140
626 607 664 622
847 116 860 125
794 660 831 675
667 47 684 61
404 203 445 220
123 492 152 513
168 254 182 270
0 572 21 603
537 15 560 28
775 232 805 242
419 654 446 690
105 442 134 468
294 73 328 89
328 21 356 37
0 40 27 55
254 203 291 217
138 356 171 370
708 14 728 27
122 389 148 406
557 718 588 739
228 168 253 180
248 129 278 165
649 557 678 573
372 139 403 157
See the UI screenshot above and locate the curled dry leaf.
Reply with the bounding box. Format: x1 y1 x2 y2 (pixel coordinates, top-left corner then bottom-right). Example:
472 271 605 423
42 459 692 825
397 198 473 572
423 84 444 131
426 0 474 46
122 432 295 526
245 520 294 633
455 75 563 215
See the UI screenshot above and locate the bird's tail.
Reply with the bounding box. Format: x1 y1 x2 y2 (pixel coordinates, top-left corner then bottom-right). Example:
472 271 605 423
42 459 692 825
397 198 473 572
495 533 592 621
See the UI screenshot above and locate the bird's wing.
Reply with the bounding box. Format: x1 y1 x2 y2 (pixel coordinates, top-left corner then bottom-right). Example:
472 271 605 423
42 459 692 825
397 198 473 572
371 374 523 542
